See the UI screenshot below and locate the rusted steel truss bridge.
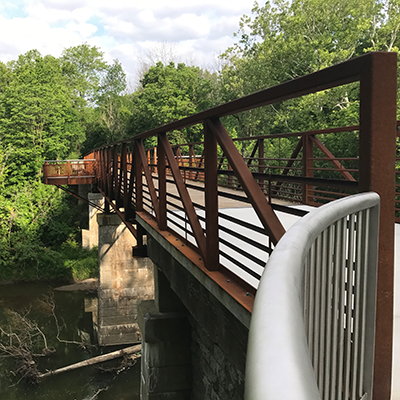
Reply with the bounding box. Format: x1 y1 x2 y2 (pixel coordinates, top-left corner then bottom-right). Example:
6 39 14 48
43 52 397 400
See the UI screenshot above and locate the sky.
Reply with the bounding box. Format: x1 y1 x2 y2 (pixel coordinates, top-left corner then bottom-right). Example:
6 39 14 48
0 0 256 85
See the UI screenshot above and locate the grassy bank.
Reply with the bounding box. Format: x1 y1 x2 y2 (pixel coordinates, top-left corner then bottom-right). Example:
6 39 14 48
0 239 98 284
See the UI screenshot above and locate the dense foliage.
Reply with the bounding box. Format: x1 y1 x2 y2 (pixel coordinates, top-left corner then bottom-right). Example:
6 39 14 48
1 0 400 282
0 44 121 282
219 0 400 137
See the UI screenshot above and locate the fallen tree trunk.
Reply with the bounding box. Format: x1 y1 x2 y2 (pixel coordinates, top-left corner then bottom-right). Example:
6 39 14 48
38 344 141 379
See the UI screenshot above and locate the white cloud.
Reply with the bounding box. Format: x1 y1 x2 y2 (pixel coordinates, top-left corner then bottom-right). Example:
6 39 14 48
0 0 256 76
66 21 98 38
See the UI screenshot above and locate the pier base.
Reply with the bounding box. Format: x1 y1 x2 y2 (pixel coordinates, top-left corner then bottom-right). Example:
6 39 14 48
97 213 154 346
138 268 192 400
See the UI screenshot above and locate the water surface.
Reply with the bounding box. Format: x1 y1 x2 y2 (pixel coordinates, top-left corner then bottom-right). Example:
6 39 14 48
0 283 140 400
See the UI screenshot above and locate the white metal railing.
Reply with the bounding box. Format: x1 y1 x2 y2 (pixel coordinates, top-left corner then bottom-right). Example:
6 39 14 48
245 192 380 400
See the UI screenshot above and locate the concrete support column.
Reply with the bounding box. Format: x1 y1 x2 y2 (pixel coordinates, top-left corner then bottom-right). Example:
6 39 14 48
82 193 104 249
138 268 192 399
78 183 91 205
97 213 154 346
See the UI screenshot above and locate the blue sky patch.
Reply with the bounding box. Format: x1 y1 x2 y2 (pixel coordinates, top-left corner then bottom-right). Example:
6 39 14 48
0 1 28 19
87 15 105 37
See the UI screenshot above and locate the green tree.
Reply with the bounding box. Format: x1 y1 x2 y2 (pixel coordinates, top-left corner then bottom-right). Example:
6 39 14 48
61 43 108 105
130 62 217 145
219 0 388 137
0 51 85 183
61 44 127 107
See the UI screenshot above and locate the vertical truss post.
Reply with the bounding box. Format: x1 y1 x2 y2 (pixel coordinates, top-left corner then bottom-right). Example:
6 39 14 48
359 52 397 400
302 134 314 205
107 147 112 198
158 134 167 230
121 143 127 209
153 146 157 174
258 138 265 192
134 140 143 212
189 145 195 180
204 121 219 271
101 148 106 192
113 145 119 204
43 162 49 184
125 144 135 222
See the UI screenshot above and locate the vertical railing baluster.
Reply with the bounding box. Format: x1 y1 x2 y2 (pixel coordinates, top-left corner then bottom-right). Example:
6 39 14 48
258 138 264 192
303 134 314 205
134 141 143 212
107 147 112 198
358 209 370 398
158 134 167 230
313 235 322 377
344 214 356 400
351 210 363 399
113 145 119 203
308 242 316 362
330 219 341 400
204 121 219 271
324 225 334 400
67 161 70 184
153 146 157 175
189 145 195 181
121 143 127 210
318 233 327 387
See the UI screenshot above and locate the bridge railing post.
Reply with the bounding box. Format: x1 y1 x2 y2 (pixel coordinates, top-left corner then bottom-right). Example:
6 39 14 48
125 142 135 221
204 121 219 271
158 134 167 230
134 140 143 212
107 147 112 198
302 133 314 205
120 143 127 209
258 138 264 191
113 145 119 203
189 145 195 181
359 52 397 400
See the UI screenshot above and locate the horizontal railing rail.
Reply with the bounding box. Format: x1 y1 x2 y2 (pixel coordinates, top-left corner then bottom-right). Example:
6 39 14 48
245 192 380 400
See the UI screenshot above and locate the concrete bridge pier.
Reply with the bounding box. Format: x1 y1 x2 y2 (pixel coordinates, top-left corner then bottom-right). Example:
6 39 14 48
96 213 154 346
136 217 251 400
82 192 104 249
138 269 192 399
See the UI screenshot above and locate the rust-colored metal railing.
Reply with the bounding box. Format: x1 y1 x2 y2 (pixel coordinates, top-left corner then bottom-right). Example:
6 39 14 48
91 52 395 400
148 124 360 206
43 159 96 185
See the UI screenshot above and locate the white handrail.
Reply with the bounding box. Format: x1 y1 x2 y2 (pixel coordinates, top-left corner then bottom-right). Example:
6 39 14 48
245 192 380 400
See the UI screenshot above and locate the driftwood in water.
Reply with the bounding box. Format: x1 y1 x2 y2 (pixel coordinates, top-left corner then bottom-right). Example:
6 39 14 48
38 344 141 379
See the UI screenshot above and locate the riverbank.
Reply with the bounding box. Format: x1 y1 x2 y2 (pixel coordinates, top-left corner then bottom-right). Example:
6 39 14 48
54 278 98 292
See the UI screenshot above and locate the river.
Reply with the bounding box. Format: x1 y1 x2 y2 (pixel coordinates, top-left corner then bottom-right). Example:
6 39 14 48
0 283 140 400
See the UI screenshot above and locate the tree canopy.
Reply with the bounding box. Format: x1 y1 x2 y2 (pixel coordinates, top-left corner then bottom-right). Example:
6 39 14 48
219 0 400 136
129 62 217 145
